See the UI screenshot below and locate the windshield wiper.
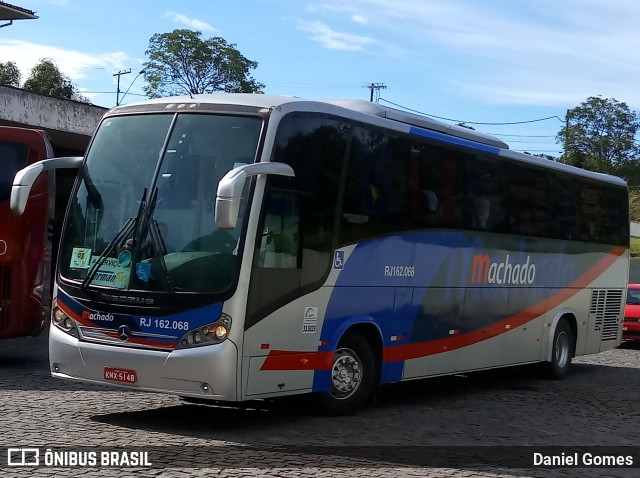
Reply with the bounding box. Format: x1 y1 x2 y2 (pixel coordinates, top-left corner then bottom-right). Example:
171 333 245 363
148 214 176 294
81 188 147 290
143 187 176 294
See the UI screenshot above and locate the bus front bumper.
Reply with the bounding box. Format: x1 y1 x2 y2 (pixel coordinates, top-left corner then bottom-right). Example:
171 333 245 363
49 325 239 400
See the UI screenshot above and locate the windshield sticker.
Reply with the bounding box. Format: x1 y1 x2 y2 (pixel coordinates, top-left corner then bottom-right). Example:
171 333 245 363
70 247 92 269
136 262 151 282
333 250 345 270
88 256 130 288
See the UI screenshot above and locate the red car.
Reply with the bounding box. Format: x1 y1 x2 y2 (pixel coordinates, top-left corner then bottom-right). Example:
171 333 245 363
623 284 640 340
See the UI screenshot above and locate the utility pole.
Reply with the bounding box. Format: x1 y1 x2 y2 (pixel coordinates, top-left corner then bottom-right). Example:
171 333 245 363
113 69 131 106
564 114 569 159
365 83 387 102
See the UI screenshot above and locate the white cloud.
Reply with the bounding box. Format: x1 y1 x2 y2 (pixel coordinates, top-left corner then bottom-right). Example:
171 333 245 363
0 39 128 81
351 14 368 24
165 11 217 33
306 0 640 107
298 20 375 51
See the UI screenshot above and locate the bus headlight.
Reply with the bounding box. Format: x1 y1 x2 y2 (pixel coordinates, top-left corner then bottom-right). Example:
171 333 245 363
52 306 79 338
213 324 229 340
177 314 232 349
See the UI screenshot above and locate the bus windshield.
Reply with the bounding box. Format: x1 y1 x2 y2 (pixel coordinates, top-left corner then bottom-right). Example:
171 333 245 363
0 141 27 202
59 112 262 294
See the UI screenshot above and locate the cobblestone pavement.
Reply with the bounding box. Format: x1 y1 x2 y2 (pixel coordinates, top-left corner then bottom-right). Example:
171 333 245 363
1 330 640 478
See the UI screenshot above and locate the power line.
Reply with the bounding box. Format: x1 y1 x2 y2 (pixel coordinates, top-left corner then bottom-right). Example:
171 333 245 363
265 81 358 89
504 140 560 144
513 149 562 153
83 91 146 97
486 133 556 138
378 97 565 126
119 69 145 105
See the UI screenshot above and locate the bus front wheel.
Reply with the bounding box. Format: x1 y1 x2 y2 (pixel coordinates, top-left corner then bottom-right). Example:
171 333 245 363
546 319 574 380
311 332 376 415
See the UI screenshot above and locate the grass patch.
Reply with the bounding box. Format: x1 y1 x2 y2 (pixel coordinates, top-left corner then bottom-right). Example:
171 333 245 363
631 237 640 258
631 188 640 222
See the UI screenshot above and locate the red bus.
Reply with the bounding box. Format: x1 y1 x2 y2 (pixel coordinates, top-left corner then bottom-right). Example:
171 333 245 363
0 126 55 338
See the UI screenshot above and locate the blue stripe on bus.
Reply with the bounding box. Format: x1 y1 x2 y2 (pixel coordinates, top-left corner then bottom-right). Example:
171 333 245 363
311 231 616 390
409 126 502 154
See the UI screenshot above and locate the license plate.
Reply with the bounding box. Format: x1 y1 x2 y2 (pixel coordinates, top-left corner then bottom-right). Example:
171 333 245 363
104 367 137 384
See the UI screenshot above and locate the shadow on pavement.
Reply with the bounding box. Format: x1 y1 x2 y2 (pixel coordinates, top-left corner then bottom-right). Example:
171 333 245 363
88 361 640 477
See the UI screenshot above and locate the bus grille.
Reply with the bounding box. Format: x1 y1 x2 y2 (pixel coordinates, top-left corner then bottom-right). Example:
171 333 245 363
0 266 11 331
78 326 177 350
590 289 623 341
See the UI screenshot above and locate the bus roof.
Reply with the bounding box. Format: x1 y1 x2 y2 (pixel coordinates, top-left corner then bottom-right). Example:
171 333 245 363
110 94 627 188
0 125 48 142
112 94 505 147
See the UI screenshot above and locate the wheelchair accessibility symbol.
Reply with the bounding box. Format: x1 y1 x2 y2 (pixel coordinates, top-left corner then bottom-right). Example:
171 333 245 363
333 250 345 270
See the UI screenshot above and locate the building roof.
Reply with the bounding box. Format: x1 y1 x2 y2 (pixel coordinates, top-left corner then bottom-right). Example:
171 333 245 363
0 1 37 20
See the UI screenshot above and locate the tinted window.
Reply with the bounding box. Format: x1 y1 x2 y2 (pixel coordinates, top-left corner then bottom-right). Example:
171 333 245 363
506 164 549 238
627 288 640 305
247 114 349 324
340 128 468 244
0 141 27 201
551 175 579 241
467 156 505 233
341 127 405 243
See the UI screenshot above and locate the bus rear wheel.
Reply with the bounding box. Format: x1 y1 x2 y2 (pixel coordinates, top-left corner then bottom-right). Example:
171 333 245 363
546 319 574 380
311 332 376 415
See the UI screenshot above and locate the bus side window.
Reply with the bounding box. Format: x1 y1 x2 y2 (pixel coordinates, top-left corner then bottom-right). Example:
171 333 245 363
247 115 347 326
579 184 602 242
258 191 300 269
467 156 505 233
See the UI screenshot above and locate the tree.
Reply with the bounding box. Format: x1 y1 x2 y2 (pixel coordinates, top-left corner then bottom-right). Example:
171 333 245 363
0 61 21 87
143 29 264 98
23 58 89 102
557 96 640 176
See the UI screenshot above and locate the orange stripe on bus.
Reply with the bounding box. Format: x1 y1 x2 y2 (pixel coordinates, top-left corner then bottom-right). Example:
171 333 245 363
383 246 626 363
261 246 626 371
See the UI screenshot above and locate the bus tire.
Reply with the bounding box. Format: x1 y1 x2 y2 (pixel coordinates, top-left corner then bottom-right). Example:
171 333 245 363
546 319 574 380
311 331 376 415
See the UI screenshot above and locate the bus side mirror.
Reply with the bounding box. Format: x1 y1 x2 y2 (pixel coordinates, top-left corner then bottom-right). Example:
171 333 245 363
11 156 83 215
216 162 295 229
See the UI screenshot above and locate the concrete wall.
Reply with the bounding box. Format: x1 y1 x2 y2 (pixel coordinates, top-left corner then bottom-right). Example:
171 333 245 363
0 85 108 155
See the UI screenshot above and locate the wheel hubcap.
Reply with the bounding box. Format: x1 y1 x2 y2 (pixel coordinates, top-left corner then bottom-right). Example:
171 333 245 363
330 348 362 399
555 331 569 368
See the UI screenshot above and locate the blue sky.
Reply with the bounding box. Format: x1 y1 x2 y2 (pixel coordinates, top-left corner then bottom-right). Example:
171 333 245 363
2 0 640 157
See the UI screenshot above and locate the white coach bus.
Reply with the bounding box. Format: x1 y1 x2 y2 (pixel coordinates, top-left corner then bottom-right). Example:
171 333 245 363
11 94 629 414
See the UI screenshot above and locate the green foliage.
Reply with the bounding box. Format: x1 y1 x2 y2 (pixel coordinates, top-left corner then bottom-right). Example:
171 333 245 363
630 236 640 258
143 29 264 98
0 61 21 87
630 188 640 222
557 96 640 180
23 58 89 103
